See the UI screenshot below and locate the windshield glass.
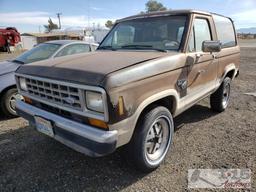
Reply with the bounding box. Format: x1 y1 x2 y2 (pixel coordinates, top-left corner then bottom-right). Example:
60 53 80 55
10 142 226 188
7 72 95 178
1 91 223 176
99 16 187 51
14 43 61 64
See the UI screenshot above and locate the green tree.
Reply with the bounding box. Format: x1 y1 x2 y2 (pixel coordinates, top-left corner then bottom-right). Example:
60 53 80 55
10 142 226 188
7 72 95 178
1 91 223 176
105 20 114 29
44 18 58 32
143 0 167 13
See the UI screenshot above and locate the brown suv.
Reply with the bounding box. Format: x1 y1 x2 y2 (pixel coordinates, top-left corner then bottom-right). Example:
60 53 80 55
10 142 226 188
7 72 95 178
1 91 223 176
15 10 240 172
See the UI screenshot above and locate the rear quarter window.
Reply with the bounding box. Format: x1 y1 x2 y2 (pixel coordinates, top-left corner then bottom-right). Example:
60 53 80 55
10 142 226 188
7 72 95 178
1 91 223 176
213 15 236 48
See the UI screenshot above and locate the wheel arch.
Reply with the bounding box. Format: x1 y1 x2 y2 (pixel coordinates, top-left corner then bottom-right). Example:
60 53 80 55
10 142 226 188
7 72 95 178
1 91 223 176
225 69 236 80
0 85 17 100
221 64 237 82
132 90 178 135
137 89 178 113
110 89 179 147
136 95 177 120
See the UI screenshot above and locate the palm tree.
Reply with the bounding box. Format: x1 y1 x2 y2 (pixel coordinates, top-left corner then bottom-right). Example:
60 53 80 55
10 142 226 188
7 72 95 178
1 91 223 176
44 18 59 32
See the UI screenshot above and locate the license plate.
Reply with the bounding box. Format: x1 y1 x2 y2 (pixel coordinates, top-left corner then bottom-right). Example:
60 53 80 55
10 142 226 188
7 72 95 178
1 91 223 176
35 116 54 137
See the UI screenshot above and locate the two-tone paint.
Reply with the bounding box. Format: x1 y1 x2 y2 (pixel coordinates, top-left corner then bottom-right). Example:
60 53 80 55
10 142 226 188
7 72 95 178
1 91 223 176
15 10 240 156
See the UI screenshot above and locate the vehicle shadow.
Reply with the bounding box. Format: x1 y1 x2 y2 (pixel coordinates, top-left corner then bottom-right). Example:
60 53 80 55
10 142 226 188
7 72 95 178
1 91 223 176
0 114 18 122
0 126 146 191
174 104 218 131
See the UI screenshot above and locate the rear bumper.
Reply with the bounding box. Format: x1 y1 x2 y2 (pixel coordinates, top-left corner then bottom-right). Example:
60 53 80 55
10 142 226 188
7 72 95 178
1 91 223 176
16 100 117 157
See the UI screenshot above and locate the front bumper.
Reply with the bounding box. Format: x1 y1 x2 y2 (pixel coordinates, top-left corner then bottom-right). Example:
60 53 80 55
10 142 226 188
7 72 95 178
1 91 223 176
16 100 117 157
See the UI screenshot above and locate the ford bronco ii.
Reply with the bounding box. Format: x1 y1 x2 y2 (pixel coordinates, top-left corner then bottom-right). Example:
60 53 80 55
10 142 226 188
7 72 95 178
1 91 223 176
15 10 240 172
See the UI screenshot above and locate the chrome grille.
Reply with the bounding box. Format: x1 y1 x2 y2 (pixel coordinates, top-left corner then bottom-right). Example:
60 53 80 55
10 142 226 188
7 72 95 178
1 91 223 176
16 74 109 121
25 77 83 111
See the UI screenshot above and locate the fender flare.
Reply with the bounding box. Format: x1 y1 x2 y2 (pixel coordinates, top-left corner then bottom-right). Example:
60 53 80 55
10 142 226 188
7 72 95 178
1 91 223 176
221 64 237 82
109 89 180 147
133 89 179 125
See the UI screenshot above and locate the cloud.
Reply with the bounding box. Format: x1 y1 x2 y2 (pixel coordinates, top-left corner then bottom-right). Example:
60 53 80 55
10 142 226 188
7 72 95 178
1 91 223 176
0 11 50 25
227 0 256 8
231 9 256 28
91 7 104 11
0 11 116 29
224 0 256 28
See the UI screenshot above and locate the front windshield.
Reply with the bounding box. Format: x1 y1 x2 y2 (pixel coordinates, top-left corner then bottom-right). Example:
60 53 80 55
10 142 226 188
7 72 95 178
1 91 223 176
14 43 61 64
99 16 187 52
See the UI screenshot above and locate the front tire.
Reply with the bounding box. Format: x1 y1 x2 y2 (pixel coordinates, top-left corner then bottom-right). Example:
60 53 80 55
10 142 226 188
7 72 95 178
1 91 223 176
126 106 174 172
210 77 231 112
1 88 23 117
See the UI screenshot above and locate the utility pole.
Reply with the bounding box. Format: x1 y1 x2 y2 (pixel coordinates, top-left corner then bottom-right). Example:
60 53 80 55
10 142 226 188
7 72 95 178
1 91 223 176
56 13 62 29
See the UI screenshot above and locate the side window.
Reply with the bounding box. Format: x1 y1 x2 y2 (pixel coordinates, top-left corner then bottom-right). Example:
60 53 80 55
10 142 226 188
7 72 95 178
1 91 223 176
112 25 135 46
177 26 185 43
55 44 90 57
213 15 236 48
194 18 212 51
188 28 195 52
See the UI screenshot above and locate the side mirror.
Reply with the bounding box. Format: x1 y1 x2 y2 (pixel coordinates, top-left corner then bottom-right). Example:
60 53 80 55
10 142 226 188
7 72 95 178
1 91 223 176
202 40 221 53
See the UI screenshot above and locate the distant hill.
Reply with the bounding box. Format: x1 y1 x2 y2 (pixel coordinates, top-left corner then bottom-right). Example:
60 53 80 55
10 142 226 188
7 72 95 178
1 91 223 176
237 27 256 34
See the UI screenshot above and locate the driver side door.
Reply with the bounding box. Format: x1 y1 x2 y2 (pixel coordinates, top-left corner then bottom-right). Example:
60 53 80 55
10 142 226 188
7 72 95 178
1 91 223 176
185 15 218 104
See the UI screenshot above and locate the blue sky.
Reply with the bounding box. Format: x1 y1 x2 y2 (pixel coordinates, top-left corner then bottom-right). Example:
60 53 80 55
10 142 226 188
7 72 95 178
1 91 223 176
0 0 256 32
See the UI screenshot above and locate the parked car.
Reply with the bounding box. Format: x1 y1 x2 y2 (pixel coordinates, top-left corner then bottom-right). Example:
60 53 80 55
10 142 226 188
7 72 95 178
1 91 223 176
15 10 240 172
0 40 98 117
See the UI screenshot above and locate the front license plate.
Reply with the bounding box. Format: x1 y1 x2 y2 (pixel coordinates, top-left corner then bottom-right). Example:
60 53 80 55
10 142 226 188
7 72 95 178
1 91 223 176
35 116 54 137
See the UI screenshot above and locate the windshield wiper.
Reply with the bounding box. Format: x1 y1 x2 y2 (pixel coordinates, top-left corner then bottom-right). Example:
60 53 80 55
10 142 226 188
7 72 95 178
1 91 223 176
12 59 25 64
97 46 117 51
121 45 168 52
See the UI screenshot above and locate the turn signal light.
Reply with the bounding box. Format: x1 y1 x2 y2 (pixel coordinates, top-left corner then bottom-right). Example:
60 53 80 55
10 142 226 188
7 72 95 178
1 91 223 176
88 118 108 129
24 96 32 104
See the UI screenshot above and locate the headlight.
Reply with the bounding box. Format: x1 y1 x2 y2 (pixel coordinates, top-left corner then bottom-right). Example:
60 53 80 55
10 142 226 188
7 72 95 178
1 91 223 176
86 91 104 113
19 77 28 91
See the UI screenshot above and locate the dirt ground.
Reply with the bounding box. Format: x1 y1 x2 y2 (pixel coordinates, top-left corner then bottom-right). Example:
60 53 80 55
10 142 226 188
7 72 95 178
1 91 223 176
0 48 255 192
239 39 256 48
0 51 24 61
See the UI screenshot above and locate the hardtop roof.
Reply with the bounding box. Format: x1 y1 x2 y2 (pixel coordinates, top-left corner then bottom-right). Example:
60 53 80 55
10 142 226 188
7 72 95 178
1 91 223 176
117 9 231 23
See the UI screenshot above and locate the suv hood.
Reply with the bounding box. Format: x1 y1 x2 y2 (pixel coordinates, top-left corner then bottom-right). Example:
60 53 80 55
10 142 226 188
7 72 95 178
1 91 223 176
16 51 168 86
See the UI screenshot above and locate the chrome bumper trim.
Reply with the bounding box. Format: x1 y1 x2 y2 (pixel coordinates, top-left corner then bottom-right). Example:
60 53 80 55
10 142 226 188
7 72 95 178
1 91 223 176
16 100 117 144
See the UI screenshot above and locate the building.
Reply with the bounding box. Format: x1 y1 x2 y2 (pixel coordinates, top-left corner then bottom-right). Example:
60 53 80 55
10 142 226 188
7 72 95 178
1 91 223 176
21 32 82 50
21 28 110 50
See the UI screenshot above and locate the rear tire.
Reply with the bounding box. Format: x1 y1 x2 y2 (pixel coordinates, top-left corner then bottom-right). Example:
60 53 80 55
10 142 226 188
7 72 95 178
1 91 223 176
125 106 174 172
210 77 231 112
0 88 22 117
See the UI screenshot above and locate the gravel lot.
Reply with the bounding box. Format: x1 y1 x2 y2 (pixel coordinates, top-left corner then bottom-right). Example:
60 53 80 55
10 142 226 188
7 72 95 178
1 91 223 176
0 48 255 191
